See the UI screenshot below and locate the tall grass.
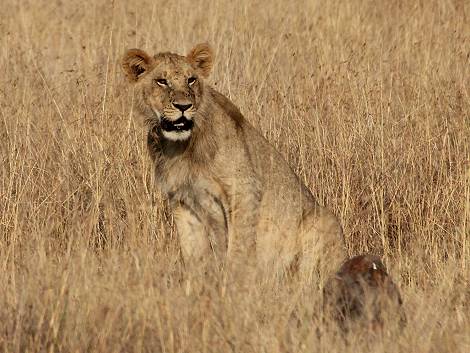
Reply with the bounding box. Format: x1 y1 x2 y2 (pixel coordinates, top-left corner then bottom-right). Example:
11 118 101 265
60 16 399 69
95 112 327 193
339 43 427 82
0 0 468 351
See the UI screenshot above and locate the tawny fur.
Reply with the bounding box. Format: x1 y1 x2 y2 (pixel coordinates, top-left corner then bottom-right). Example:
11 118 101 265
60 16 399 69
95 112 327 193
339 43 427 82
122 43 347 277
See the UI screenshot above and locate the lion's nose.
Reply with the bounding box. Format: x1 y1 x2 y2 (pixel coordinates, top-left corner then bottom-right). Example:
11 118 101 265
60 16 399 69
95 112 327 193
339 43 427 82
173 103 192 112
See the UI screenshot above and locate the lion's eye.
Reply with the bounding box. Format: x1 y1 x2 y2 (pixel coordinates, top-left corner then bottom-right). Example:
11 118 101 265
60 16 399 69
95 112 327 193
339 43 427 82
155 78 168 86
188 77 197 86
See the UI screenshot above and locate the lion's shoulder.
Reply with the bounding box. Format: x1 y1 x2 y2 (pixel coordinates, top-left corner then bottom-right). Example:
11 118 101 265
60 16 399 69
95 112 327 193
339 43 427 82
208 87 245 129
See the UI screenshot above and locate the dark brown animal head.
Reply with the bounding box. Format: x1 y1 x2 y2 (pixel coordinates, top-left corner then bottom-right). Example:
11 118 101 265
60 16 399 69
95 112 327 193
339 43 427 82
323 254 406 332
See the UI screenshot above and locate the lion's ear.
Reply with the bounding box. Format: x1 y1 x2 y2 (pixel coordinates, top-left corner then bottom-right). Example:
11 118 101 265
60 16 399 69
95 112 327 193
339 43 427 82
122 49 154 82
187 43 213 78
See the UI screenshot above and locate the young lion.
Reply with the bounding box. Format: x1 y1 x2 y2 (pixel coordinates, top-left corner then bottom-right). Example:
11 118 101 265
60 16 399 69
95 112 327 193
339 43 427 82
122 43 346 277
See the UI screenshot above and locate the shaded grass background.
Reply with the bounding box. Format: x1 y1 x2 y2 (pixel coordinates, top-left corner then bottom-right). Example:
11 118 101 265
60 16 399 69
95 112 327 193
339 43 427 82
0 0 469 351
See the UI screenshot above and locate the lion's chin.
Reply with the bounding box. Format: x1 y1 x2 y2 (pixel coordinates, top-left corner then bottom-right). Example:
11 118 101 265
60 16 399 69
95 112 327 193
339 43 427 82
161 129 192 141
160 116 194 141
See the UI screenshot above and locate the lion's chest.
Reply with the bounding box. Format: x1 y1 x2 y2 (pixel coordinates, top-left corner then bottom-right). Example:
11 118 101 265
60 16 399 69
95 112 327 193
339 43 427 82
157 161 229 244
166 175 225 215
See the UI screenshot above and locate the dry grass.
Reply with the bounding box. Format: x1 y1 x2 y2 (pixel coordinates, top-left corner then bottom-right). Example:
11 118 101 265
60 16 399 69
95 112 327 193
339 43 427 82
1 0 469 352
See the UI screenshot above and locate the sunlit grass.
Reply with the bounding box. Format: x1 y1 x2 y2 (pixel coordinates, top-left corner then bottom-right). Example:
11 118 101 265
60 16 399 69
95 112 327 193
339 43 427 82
0 0 468 351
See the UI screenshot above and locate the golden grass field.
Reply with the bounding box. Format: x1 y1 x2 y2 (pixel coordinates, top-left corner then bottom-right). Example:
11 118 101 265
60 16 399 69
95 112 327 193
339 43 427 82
1 0 469 351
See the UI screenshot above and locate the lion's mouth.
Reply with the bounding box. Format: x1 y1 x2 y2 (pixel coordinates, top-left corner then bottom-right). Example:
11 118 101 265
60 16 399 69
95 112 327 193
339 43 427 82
161 116 194 132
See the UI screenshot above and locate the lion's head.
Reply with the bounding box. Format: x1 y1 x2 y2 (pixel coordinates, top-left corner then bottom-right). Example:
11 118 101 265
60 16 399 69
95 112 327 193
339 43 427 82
122 43 213 141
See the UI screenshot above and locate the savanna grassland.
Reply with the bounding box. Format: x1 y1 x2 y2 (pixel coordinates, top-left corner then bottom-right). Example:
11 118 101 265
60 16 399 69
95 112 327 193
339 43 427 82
0 0 469 352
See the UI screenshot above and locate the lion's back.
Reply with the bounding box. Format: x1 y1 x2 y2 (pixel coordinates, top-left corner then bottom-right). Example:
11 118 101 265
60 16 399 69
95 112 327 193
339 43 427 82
209 88 321 264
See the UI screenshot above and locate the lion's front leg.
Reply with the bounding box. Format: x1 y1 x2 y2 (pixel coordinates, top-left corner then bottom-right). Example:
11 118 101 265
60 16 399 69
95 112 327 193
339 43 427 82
173 205 211 263
226 178 261 269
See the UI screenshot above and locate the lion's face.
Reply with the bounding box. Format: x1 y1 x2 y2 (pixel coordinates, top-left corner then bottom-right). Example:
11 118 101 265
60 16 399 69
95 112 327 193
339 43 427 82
122 43 213 141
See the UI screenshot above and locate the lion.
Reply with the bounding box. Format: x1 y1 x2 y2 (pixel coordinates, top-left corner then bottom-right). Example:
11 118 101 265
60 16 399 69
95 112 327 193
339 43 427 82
121 43 346 278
